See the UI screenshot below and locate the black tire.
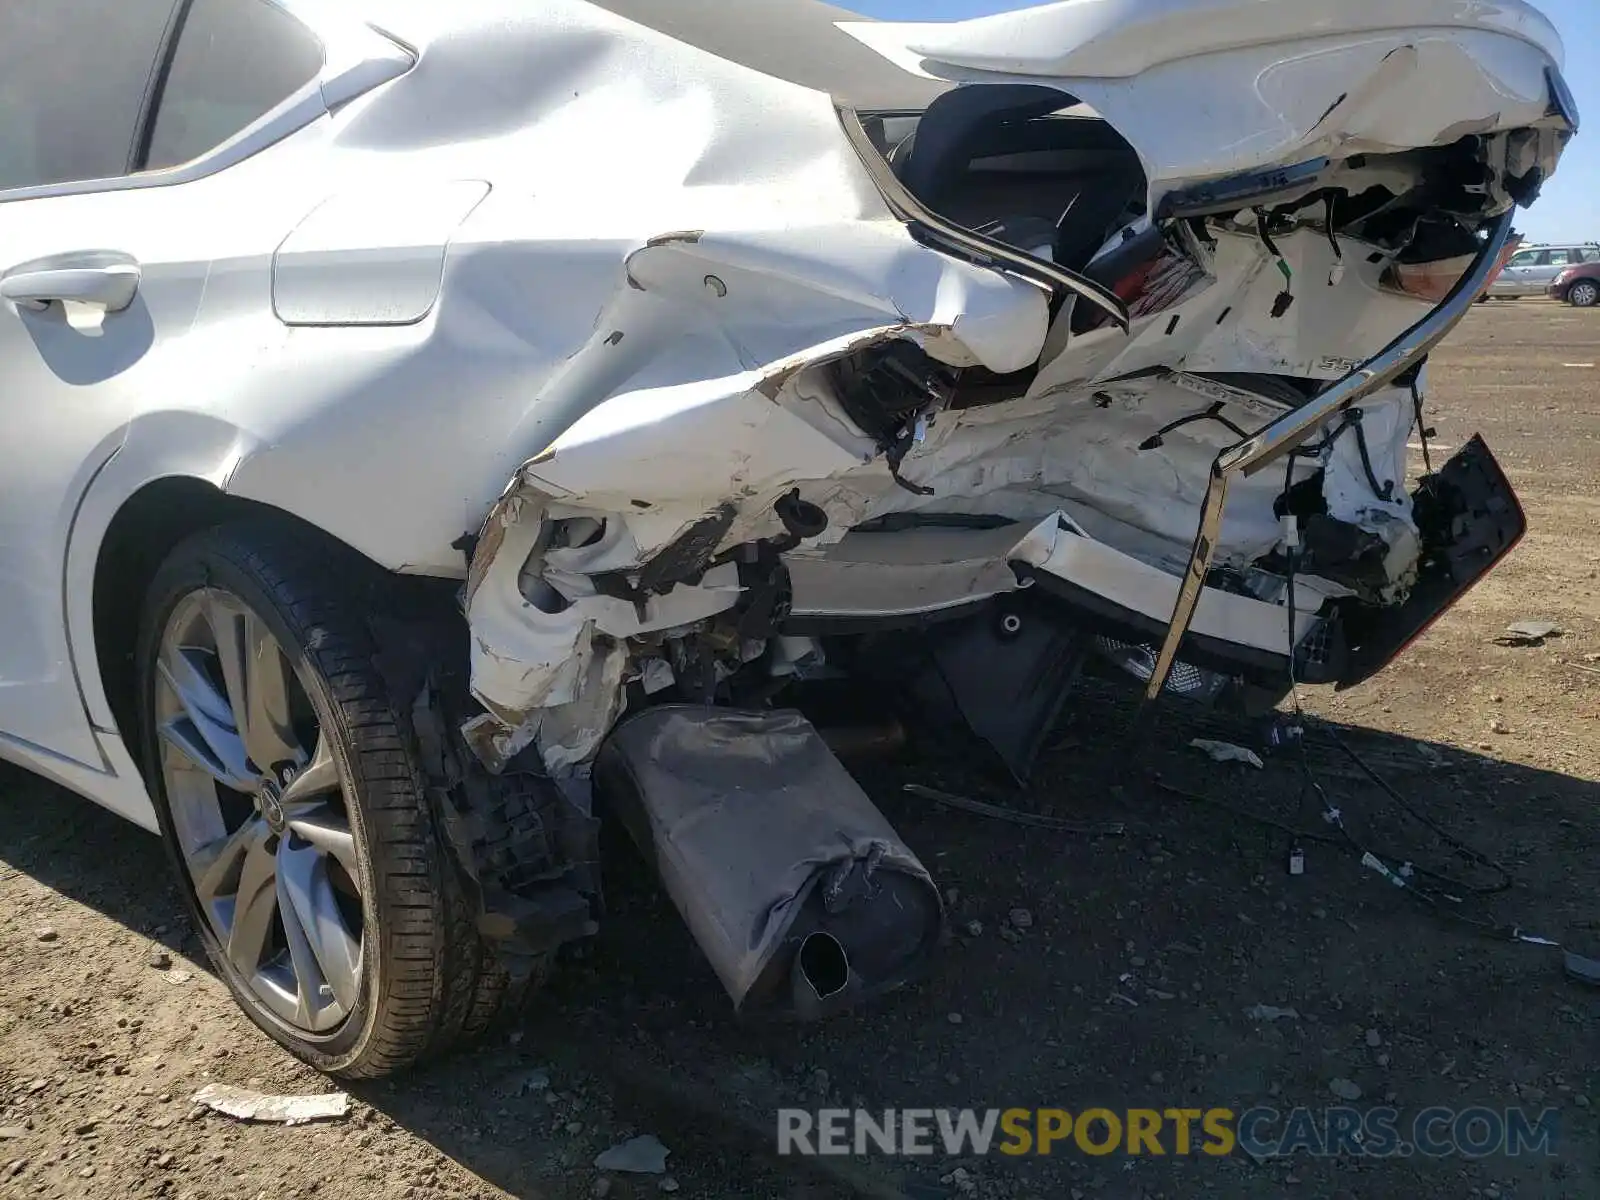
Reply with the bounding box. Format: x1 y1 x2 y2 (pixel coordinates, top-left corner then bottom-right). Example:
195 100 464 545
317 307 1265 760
136 518 528 1078
1568 279 1600 309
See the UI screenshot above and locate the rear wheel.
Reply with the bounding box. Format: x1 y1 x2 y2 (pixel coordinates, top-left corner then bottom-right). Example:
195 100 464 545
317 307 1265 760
136 520 527 1077
1569 280 1599 308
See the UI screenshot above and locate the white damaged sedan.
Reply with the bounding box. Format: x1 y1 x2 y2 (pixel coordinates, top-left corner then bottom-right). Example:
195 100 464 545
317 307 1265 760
0 0 1576 1075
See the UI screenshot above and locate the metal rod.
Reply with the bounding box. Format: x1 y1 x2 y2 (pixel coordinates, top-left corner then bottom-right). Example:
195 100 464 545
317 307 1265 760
835 104 1131 330
1143 208 1517 702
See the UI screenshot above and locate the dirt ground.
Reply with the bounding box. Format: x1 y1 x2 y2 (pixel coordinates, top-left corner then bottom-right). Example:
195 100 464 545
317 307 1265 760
2 301 1597 1200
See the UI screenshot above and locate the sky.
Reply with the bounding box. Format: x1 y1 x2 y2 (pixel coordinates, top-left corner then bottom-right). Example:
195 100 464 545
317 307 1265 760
849 0 1596 244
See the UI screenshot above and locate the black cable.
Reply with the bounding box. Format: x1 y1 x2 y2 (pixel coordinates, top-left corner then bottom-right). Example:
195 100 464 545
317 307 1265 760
1139 401 1250 451
1274 505 1542 943
1281 517 1501 886
1280 495 1314 866
1348 414 1395 501
1323 194 1342 261
1137 417 1590 972
1283 452 1302 695
1255 207 1296 318
1254 207 1284 260
1317 408 1395 501
1408 371 1434 476
1312 719 1511 894
1153 780 1343 846
1264 446 1516 906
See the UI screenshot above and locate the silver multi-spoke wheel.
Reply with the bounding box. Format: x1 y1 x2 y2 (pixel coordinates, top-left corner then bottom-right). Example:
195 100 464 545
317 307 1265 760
1570 280 1599 308
139 521 570 1078
155 588 363 1035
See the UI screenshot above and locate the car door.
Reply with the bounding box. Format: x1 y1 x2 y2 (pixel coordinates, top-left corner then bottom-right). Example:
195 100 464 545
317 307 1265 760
1498 248 1545 294
0 0 191 771
0 0 394 779
1527 248 1575 291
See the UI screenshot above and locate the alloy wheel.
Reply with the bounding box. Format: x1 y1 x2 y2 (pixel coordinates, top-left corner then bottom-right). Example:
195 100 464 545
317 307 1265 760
153 588 364 1035
1570 281 1599 308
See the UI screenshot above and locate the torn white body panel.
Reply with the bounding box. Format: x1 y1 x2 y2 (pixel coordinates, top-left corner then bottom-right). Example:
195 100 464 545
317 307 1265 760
420 0 1570 775
787 522 1033 621
787 512 1327 656
1319 382 1425 601
0 0 1565 921
829 371 1319 572
838 0 1563 201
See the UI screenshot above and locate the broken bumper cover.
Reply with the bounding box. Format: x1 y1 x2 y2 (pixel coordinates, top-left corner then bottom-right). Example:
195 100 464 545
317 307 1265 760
785 425 1523 694
1144 210 1519 700
1024 436 1529 692
784 511 1323 685
1334 435 1525 688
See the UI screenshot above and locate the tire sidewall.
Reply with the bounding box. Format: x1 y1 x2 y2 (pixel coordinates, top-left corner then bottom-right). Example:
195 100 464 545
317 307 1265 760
1570 281 1599 308
135 532 385 1071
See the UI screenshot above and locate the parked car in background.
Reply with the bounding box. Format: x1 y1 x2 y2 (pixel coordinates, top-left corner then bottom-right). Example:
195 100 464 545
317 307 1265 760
1485 242 1600 297
1549 258 1600 307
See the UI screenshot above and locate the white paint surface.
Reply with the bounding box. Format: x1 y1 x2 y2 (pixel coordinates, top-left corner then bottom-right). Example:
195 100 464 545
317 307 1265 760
0 0 1569 812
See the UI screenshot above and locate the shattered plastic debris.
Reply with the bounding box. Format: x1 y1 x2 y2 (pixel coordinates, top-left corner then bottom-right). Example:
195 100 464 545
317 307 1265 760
1190 739 1265 769
1329 1078 1364 1101
1245 1004 1301 1022
594 1134 670 1174
514 1068 551 1095
1495 619 1563 646
189 1084 348 1125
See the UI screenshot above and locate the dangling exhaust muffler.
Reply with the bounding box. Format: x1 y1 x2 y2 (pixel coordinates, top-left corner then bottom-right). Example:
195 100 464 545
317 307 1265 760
594 706 943 1020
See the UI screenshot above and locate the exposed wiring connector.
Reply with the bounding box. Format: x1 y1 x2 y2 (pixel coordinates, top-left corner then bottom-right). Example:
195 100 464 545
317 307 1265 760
1324 194 1345 286
1255 208 1296 317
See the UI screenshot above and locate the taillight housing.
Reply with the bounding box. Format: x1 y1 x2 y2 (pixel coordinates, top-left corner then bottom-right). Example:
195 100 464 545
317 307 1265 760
1383 237 1521 303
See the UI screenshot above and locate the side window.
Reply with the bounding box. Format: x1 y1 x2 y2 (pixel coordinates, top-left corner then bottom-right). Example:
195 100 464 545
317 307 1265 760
143 0 324 172
1547 249 1573 267
1509 251 1540 268
0 2 178 190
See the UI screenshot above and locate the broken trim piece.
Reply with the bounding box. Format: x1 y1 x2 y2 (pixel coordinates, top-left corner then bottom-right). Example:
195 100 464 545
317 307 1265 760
834 103 1131 331
1144 208 1517 701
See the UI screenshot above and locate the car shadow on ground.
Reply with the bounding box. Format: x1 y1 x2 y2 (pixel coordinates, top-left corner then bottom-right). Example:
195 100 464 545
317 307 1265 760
0 766 192 959
3 686 1596 1199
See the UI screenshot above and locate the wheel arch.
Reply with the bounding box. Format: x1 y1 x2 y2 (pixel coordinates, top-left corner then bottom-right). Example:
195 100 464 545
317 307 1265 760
89 477 392 776
64 406 481 821
1568 276 1600 306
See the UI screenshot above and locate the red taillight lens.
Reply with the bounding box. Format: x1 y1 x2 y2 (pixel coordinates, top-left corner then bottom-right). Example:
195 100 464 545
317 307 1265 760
1382 252 1478 303
1382 238 1522 304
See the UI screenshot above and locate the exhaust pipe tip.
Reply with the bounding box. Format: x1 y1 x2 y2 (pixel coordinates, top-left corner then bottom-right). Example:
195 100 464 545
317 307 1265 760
793 931 853 1019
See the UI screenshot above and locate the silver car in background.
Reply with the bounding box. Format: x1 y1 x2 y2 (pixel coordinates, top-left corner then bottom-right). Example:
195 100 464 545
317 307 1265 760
1486 242 1600 297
